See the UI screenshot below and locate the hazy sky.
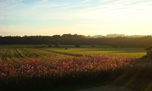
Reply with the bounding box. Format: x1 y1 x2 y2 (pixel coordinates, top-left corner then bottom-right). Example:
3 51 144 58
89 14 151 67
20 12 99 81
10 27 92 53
0 0 152 36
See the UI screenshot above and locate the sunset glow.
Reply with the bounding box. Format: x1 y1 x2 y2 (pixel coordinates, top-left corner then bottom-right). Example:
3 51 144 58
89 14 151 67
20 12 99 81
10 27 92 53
0 0 152 36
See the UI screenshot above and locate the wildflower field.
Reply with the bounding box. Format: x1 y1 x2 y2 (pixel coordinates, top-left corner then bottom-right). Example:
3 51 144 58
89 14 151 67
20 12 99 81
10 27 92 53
0 46 151 90
0 55 132 89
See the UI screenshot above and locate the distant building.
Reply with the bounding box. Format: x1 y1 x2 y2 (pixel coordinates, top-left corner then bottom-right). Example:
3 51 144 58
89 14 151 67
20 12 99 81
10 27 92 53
145 47 152 58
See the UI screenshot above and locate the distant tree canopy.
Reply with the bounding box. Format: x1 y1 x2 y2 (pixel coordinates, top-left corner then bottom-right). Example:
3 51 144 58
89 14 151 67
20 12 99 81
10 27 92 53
0 34 152 48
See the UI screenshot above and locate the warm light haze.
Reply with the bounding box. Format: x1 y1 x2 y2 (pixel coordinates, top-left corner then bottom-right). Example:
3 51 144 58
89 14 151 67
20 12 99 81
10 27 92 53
0 0 152 36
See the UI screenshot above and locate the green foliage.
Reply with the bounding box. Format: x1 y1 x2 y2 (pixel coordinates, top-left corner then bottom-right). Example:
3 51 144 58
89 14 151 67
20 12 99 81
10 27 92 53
41 44 46 47
75 43 81 48
48 43 52 47
55 42 60 47
112 45 119 49
0 35 152 48
0 46 146 60
91 44 95 48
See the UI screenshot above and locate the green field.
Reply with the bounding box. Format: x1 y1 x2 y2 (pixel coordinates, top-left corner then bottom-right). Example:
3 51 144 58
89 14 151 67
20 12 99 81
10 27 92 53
0 47 65 60
0 45 151 91
0 45 146 59
43 47 146 58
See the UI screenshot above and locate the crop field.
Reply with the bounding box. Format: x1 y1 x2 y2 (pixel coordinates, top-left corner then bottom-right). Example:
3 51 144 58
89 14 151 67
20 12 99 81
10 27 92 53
0 47 65 60
0 46 146 60
42 47 146 58
0 54 152 91
0 45 150 91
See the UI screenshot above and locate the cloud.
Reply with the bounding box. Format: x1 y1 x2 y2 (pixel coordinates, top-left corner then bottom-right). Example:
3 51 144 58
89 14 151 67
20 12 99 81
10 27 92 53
30 4 68 9
84 0 92 2
41 0 48 2
1 0 152 36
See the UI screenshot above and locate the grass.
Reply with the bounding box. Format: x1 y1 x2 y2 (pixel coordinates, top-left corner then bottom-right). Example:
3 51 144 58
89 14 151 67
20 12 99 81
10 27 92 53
42 47 146 58
0 45 146 59
0 47 65 60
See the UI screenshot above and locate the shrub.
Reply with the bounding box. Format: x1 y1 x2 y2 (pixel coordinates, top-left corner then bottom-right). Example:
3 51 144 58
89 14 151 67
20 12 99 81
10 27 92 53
75 43 81 48
41 44 46 47
91 44 95 48
48 43 52 47
55 42 60 47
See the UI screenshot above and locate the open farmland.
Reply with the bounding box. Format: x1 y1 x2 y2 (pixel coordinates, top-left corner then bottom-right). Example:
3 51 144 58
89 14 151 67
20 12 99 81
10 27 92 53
42 47 146 58
0 45 146 60
0 54 152 91
0 55 136 89
1 0 152 90
0 47 65 60
0 45 150 91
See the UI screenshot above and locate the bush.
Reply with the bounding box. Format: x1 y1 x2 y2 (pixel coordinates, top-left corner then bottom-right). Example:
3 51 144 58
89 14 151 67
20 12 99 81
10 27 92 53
91 44 95 48
55 42 60 47
75 43 81 48
41 44 46 47
48 43 52 47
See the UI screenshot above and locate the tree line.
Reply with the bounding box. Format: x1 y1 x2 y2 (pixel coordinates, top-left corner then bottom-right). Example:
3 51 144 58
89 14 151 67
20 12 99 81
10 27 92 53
0 34 152 48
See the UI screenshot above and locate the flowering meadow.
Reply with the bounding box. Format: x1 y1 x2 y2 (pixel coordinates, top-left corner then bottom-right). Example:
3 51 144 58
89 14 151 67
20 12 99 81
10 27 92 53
0 55 151 90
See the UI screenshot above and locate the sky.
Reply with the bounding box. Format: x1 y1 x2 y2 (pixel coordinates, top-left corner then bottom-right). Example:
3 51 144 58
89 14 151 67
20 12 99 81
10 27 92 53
0 0 152 36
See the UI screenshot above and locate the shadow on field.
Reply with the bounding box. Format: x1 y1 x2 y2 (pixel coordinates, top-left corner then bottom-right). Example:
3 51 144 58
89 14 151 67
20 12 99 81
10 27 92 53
7 68 152 91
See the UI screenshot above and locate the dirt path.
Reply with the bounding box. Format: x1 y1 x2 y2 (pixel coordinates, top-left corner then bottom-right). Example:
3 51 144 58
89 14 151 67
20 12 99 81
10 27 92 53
75 85 136 91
